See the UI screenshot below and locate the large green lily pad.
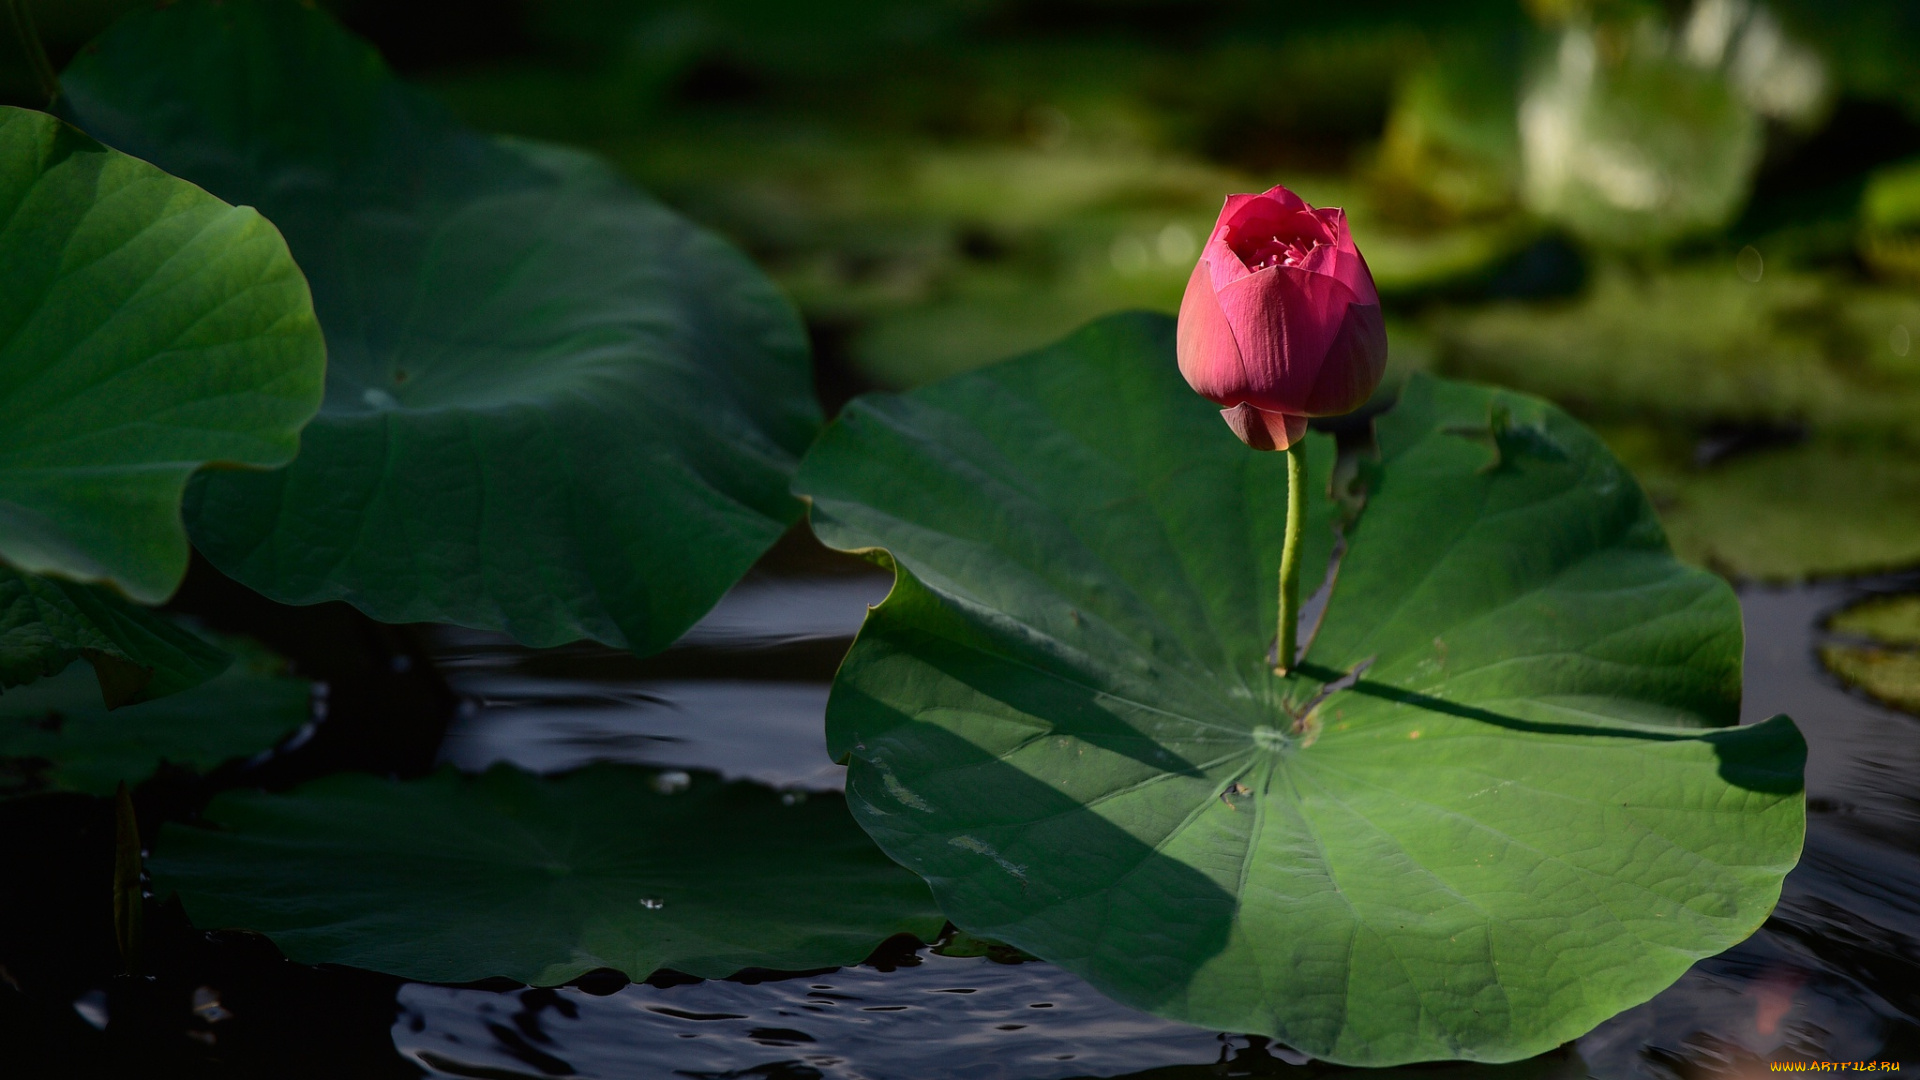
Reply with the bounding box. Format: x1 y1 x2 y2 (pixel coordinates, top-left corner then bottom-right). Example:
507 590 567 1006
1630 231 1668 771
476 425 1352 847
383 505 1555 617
152 765 945 985
0 106 323 603
795 313 1805 1066
1 563 229 709
0 635 304 797
60 0 821 653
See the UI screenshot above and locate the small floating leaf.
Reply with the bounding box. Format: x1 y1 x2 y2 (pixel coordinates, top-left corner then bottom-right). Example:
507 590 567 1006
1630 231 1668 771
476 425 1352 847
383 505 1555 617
794 313 1805 1065
1821 646 1920 715
0 563 229 711
151 766 945 985
60 0 820 653
1822 594 1920 715
1829 594 1920 647
0 633 301 797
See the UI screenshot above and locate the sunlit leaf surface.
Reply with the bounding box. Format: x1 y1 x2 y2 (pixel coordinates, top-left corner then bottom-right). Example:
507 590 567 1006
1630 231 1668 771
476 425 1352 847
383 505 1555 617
153 765 944 985
60 0 821 653
795 313 1805 1065
0 106 323 603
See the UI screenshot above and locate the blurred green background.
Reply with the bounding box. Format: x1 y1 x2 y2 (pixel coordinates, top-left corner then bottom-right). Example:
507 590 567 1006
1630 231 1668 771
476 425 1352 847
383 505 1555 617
8 0 1920 581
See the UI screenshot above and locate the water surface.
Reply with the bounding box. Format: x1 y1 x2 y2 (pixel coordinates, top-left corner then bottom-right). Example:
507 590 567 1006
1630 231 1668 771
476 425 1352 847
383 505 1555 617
392 573 1920 1079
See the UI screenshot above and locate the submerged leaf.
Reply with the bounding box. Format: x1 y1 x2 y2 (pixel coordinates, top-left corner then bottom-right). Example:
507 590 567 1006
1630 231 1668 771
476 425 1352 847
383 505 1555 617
60 0 821 654
795 313 1805 1065
151 765 945 985
0 563 229 711
0 106 324 603
0 633 299 797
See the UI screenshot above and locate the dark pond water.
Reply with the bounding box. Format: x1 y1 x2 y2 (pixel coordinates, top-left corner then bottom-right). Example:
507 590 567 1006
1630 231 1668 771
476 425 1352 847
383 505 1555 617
5 568 1918 1077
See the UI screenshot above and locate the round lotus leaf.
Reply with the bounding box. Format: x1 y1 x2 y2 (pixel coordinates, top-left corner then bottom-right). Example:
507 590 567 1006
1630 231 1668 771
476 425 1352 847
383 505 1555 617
794 312 1805 1065
152 765 945 985
0 106 323 603
59 0 821 653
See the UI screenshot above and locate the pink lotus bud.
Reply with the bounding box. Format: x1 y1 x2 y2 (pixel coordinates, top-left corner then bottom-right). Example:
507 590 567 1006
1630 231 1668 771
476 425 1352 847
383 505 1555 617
1176 185 1388 451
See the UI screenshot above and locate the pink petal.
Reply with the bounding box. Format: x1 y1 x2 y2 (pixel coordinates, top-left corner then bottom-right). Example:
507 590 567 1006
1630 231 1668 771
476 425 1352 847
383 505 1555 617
1220 201 1336 271
1213 263 1361 414
1291 240 1344 277
1300 302 1388 416
1203 235 1251 291
1346 247 1381 307
1220 403 1308 451
1176 256 1247 404
1220 192 1269 220
1257 185 1310 212
1321 210 1381 306
1304 245 1377 306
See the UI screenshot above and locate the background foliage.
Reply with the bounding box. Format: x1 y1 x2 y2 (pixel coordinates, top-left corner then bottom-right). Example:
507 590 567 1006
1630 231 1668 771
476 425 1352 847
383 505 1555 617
13 1 1919 581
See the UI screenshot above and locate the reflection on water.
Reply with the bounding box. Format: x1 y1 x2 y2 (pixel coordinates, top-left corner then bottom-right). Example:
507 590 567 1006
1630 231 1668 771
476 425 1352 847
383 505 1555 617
396 574 1920 1078
671 575 893 650
437 678 846 791
397 950 1259 1080
429 573 894 790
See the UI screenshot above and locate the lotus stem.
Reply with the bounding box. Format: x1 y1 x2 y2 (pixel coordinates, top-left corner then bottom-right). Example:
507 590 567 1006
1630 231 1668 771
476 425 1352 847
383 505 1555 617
3 0 58 107
1276 440 1306 675
113 782 144 975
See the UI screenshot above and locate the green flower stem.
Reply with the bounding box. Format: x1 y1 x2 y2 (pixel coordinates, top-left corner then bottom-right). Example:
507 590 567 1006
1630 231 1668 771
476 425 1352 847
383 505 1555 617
1275 439 1307 675
2 0 58 106
113 782 144 975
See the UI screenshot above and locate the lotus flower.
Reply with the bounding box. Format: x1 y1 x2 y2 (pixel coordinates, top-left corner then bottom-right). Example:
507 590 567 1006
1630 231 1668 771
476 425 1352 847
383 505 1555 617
1176 185 1387 450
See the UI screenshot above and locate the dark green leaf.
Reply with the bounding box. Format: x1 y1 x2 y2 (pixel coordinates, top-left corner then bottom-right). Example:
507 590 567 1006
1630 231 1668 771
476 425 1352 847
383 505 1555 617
0 563 229 711
0 106 324 602
151 766 946 985
794 313 1805 1065
0 633 299 796
59 0 821 652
